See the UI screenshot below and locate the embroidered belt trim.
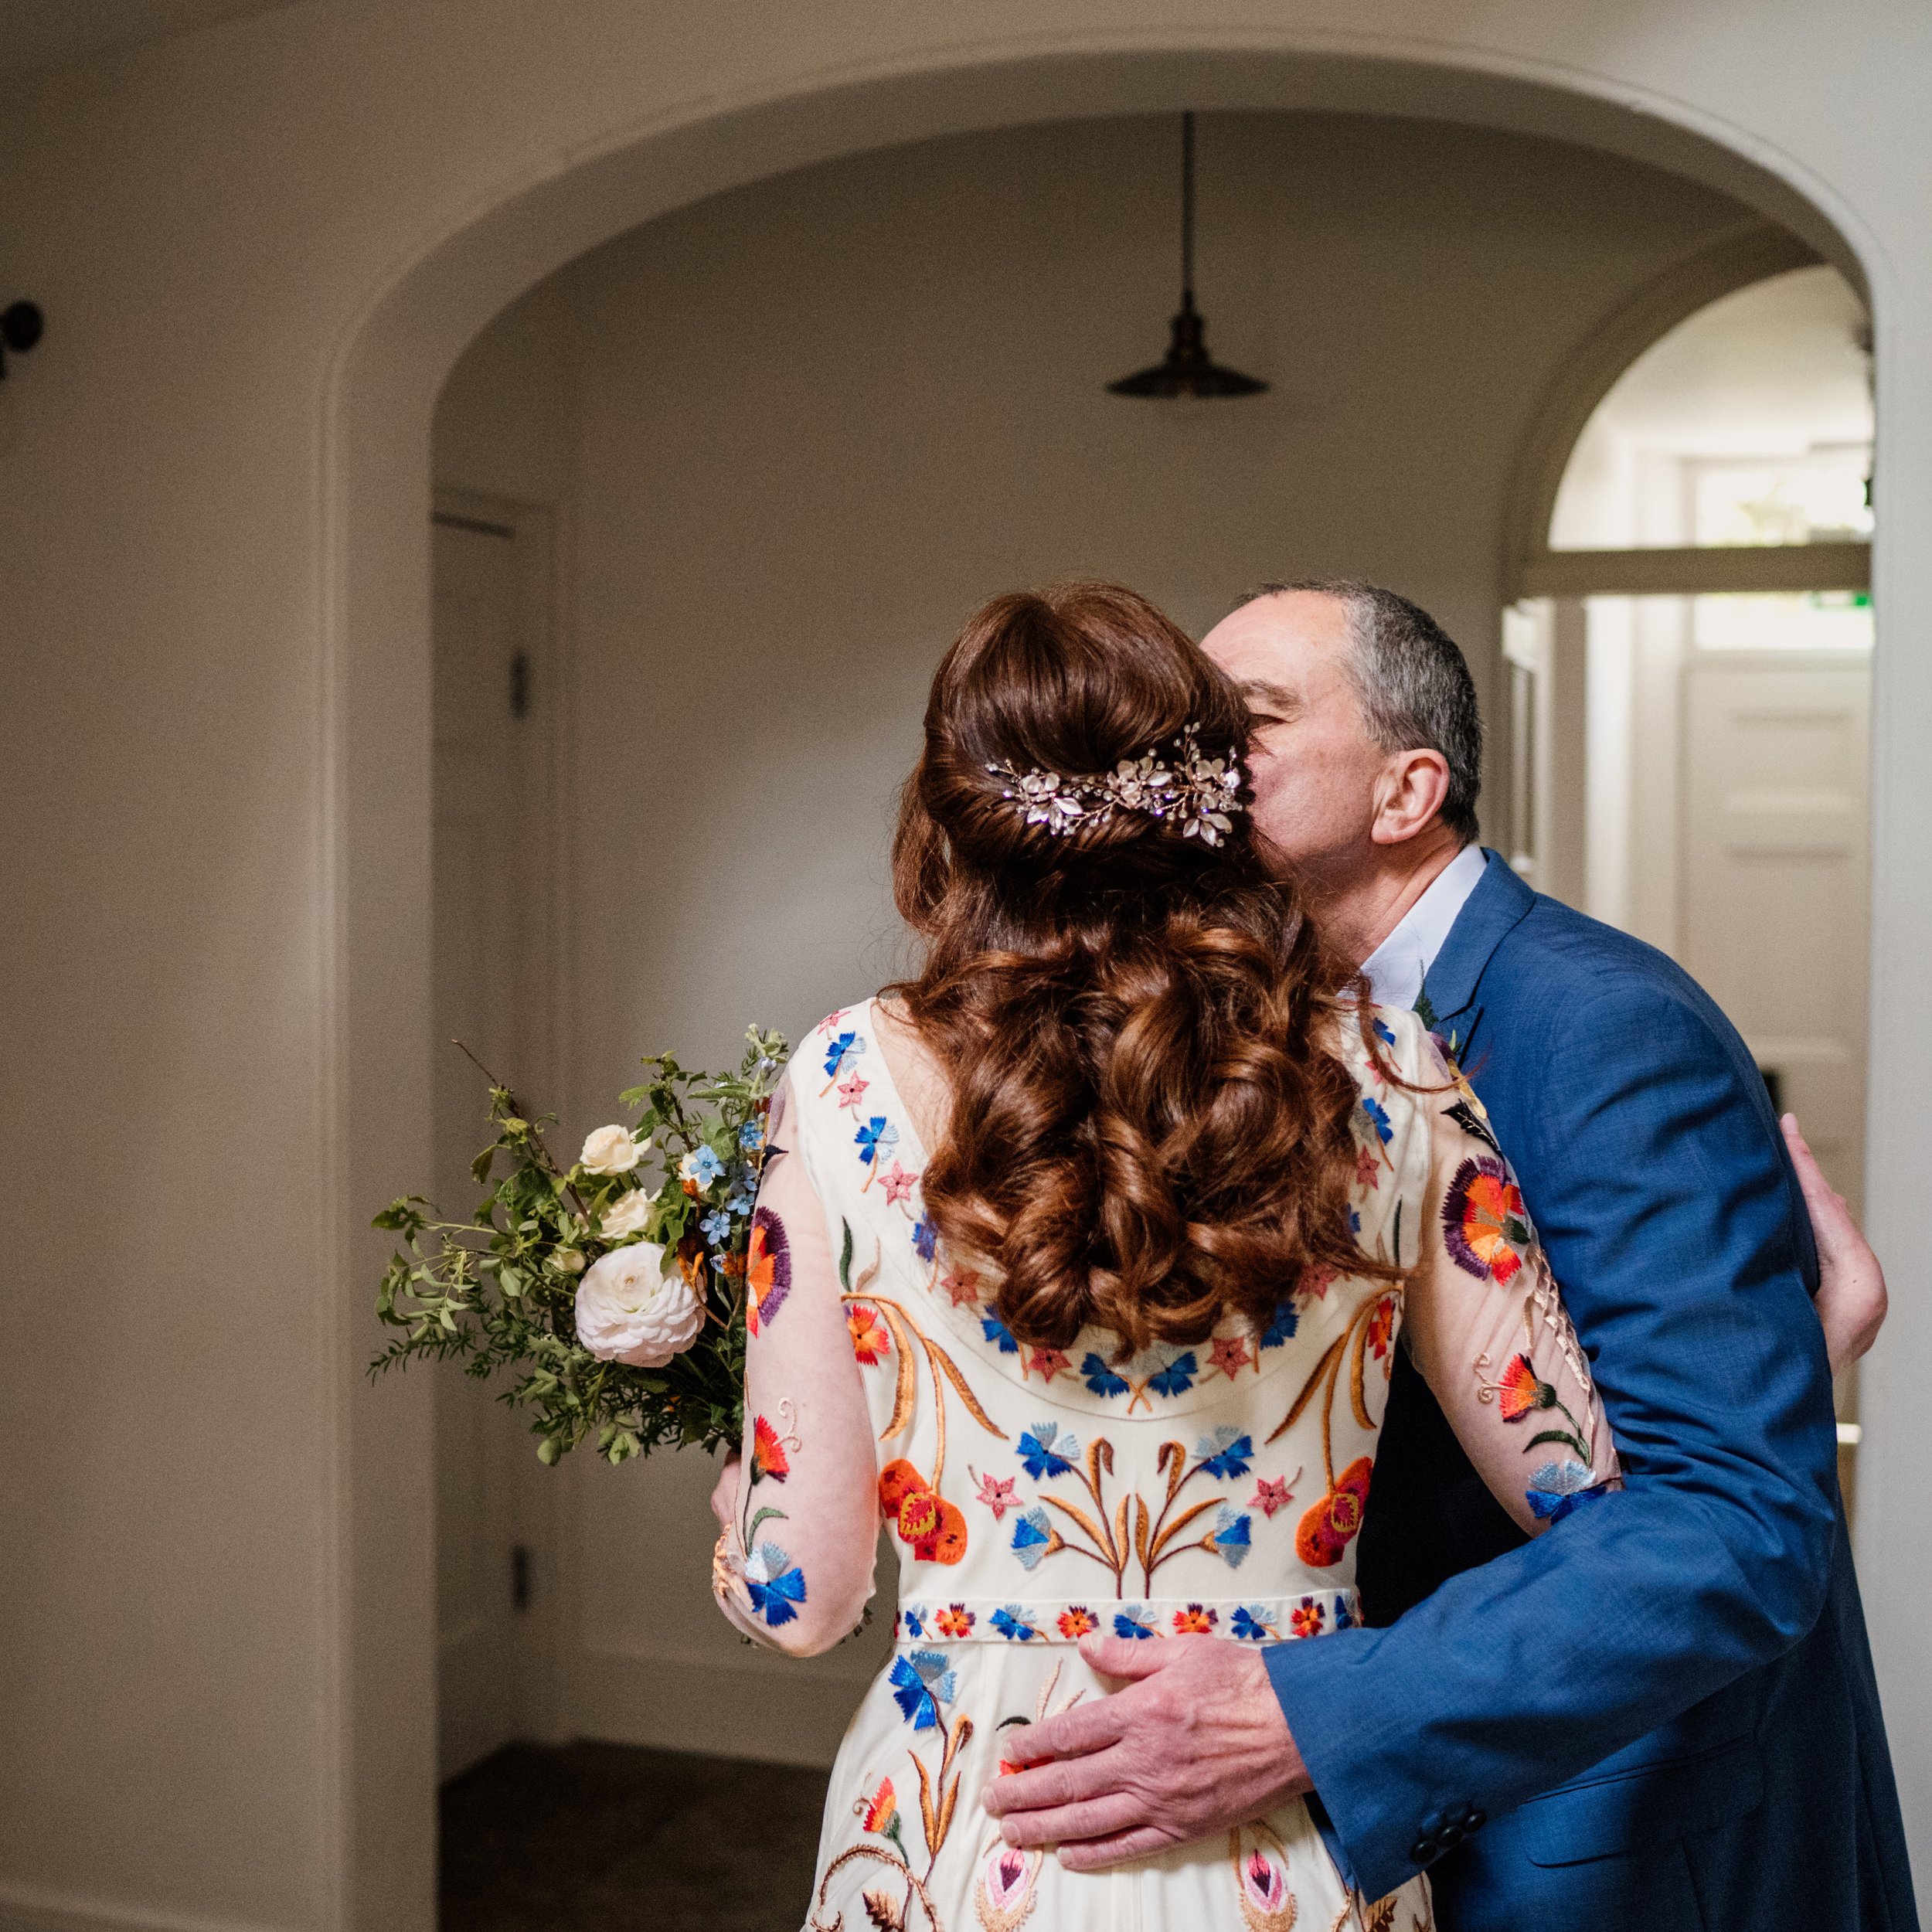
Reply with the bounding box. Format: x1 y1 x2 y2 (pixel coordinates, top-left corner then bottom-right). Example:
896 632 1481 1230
893 1589 1360 1645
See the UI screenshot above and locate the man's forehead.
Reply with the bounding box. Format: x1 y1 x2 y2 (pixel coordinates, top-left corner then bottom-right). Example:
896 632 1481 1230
1204 591 1352 690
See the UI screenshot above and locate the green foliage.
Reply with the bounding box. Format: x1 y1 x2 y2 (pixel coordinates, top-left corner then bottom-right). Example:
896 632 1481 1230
371 1026 788 1465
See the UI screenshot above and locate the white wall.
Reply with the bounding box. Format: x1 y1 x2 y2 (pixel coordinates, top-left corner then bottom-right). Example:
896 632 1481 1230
426 109 1773 1765
2 6 1930 1930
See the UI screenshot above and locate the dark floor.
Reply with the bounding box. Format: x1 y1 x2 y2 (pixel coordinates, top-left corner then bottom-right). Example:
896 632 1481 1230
440 1740 831 1931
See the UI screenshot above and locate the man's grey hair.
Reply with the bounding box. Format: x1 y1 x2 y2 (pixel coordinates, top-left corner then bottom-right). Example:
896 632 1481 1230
1235 579 1484 845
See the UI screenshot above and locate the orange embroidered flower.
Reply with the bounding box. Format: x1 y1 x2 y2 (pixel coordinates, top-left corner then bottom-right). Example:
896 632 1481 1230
1290 1597 1327 1638
879 1459 968 1564
936 1604 975 1637
1493 1352 1555 1420
1172 1604 1218 1635
1295 1456 1375 1568
860 1776 898 1833
744 1209 791 1334
750 1414 791 1481
845 1301 890 1365
1366 1294 1397 1362
1056 1605 1097 1638
1442 1156 1529 1284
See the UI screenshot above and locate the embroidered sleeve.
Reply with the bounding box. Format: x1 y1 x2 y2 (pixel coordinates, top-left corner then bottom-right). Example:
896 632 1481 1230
1400 1034 1622 1536
712 1069 882 1654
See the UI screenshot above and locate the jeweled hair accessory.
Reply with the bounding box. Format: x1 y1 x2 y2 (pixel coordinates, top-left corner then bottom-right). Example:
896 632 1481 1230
987 723 1244 847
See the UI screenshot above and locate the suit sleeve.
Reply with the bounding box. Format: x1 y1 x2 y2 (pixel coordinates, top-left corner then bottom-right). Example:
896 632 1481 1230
1263 978 1838 1900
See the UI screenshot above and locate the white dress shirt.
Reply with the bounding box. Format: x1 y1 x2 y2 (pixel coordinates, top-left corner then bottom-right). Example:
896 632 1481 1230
1358 842 1490 1011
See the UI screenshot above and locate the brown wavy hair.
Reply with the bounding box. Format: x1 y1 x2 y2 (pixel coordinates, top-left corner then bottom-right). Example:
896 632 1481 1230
888 582 1393 1356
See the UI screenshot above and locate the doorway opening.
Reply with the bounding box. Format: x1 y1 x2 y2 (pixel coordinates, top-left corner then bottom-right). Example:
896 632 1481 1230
1503 264 1874 1514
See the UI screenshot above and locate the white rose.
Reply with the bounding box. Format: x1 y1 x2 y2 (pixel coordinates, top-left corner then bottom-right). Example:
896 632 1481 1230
599 1191 652 1240
581 1124 645 1175
574 1243 705 1367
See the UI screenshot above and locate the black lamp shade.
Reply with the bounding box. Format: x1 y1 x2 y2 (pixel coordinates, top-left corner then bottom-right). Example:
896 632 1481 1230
1107 291 1267 399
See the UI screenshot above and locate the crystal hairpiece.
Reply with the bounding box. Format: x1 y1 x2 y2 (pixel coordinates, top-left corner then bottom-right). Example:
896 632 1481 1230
986 723 1244 848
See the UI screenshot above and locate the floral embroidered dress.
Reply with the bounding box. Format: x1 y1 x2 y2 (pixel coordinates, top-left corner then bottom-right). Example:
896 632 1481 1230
714 998 1617 1932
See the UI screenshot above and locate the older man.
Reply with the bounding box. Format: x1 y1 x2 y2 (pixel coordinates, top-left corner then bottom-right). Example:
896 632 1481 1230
983 582 1911 1930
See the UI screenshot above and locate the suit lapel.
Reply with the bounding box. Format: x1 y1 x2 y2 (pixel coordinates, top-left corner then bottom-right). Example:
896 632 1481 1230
1414 850 1538 1059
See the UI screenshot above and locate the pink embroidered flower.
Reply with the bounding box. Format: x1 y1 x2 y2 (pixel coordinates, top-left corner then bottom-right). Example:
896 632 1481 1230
1056 1605 1097 1638
819 1007 852 1034
1355 1145 1382 1190
1025 1345 1070 1383
1243 1849 1289 1913
879 1161 918 1207
1290 1597 1327 1638
936 1604 975 1638
940 1267 982 1308
1250 1475 1294 1519
1209 1332 1253 1379
973 1469 1018 1519
1296 1262 1339 1302
835 1070 870 1110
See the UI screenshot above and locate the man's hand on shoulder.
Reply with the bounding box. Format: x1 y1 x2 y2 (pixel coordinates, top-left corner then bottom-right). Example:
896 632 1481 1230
978 1632 1311 1869
1785 1114 1887 1375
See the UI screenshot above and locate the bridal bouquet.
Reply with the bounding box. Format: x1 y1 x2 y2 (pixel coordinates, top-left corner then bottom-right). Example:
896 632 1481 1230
369 1027 788 1464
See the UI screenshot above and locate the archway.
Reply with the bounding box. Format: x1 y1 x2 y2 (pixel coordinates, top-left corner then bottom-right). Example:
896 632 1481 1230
326 42 1886 1925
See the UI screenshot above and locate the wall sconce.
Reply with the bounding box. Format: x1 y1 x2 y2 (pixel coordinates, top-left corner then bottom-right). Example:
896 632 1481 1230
1 302 44 379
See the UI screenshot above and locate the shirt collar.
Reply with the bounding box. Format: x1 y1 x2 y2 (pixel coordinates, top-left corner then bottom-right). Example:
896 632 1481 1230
1358 843 1490 1011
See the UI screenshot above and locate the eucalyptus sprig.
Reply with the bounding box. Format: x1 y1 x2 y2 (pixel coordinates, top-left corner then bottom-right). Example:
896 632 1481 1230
371 1026 789 1464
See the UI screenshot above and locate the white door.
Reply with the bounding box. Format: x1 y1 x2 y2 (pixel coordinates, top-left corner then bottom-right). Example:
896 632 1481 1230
432 502 557 1777
1680 652 1871 1210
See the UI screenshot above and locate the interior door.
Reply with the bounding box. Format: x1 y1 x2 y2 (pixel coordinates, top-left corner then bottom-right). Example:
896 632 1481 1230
1679 651 1871 1211
432 503 553 1778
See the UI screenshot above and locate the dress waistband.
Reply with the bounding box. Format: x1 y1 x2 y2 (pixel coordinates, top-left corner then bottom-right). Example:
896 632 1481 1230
894 1589 1359 1645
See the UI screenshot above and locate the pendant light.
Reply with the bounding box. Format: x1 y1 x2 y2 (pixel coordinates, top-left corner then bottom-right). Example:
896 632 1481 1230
1107 113 1267 399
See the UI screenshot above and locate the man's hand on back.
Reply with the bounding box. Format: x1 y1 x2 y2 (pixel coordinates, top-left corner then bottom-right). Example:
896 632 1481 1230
979 1632 1311 1869
1785 1114 1887 1375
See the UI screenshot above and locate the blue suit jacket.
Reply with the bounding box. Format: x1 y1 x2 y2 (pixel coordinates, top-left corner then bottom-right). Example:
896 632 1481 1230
1264 855 1917 1930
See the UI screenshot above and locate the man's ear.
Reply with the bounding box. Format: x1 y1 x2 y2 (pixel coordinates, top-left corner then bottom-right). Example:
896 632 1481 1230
1369 748 1451 846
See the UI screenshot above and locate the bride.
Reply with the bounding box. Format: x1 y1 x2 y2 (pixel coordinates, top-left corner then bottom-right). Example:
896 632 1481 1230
709 581 1616 1931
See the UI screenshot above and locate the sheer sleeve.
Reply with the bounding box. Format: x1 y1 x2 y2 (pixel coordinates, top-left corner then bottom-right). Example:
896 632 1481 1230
711 1068 881 1655
1399 1034 1621 1536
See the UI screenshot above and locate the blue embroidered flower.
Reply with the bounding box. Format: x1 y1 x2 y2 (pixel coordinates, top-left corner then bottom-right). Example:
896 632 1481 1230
912 1216 938 1264
1257 1304 1298 1351
1334 1597 1355 1631
900 1603 928 1638
1011 1507 1056 1570
1196 1426 1253 1480
1112 1605 1158 1640
1204 1504 1253 1569
1526 1458 1606 1523
1361 1096 1393 1145
1230 1605 1276 1641
1348 1207 1362 1236
1373 1017 1397 1046
889 1648 957 1730
744 1542 806 1628
1148 1352 1198 1400
991 1604 1041 1642
699 1207 733 1247
823 1029 866 1079
981 1309 1020 1355
679 1145 724 1189
855 1117 898 1167
1015 1422 1078 1480
1081 1352 1129 1398
739 1118 766 1153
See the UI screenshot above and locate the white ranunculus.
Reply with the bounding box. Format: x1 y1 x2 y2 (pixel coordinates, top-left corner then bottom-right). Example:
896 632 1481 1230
600 1191 653 1240
581 1124 645 1175
574 1243 704 1367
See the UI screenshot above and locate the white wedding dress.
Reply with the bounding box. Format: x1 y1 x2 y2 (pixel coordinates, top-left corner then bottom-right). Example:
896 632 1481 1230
716 998 1615 1932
